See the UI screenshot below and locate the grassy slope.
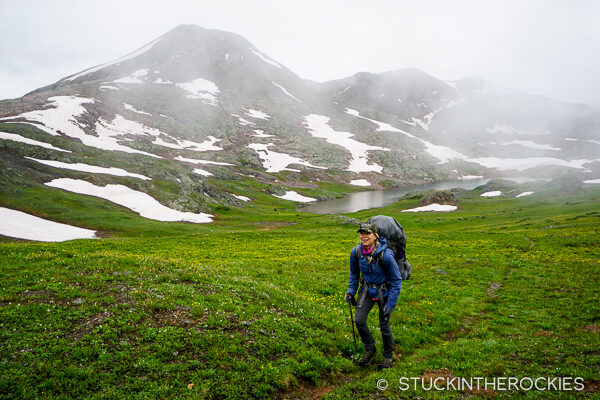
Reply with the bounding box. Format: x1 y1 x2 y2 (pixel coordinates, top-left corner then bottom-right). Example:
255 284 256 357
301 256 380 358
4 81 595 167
0 184 599 399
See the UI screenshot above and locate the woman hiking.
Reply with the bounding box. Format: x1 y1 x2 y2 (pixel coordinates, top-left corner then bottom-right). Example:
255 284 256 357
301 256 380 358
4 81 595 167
345 221 402 369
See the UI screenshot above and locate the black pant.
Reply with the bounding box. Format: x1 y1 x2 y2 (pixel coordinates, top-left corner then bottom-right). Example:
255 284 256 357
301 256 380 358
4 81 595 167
354 293 394 358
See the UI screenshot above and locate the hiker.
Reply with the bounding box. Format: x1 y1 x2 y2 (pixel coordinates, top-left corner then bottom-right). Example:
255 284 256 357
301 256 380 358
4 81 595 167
345 221 402 369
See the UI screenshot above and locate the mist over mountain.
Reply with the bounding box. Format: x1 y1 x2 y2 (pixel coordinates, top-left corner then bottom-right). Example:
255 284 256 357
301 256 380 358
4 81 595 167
1 24 599 218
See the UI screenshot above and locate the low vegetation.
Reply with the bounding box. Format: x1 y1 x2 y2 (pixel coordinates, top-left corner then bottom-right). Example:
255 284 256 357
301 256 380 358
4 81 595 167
0 182 599 399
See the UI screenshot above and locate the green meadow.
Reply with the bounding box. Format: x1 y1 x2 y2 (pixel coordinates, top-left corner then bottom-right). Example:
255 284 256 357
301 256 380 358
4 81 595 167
1 182 599 399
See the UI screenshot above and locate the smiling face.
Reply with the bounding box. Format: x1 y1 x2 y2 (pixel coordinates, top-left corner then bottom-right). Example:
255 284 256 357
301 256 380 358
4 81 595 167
359 231 377 249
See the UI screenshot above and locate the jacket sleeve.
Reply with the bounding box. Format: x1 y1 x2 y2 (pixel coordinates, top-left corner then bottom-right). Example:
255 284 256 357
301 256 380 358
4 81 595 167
348 246 360 295
383 249 402 311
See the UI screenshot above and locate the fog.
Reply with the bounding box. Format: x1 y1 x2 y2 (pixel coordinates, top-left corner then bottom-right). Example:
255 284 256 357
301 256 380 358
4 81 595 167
0 0 599 107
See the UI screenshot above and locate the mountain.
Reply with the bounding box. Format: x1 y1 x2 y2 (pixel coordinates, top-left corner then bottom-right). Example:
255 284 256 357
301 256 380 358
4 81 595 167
1 24 599 229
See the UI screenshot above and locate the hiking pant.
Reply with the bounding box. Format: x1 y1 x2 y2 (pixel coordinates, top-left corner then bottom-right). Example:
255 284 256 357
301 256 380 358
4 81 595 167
354 294 394 358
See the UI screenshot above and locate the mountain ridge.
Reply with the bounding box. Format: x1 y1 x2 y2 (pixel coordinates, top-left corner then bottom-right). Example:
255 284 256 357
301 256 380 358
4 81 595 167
1 24 599 226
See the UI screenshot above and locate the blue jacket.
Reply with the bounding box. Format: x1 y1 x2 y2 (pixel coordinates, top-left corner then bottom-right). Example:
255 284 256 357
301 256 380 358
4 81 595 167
348 237 402 311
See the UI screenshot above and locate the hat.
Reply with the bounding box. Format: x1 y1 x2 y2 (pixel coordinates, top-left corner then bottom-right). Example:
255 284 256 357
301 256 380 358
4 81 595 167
357 221 377 234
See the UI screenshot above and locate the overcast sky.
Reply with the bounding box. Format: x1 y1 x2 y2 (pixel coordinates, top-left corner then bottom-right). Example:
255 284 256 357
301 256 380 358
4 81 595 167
1 0 599 107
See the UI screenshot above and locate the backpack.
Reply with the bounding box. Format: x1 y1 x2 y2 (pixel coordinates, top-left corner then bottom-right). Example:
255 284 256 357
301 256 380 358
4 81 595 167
355 215 411 281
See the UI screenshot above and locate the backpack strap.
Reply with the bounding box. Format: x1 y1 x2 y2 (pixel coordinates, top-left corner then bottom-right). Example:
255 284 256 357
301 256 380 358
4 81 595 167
376 252 390 279
353 245 361 266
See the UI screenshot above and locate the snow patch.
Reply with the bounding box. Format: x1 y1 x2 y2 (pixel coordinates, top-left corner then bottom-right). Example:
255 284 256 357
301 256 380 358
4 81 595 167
123 103 151 116
272 82 302 103
176 78 219 106
0 131 71 153
0 96 161 157
249 48 283 69
193 168 213 177
252 129 274 138
516 191 534 197
345 109 468 164
231 114 256 127
248 142 326 173
402 203 457 212
584 179 600 184
0 95 93 138
45 178 213 223
245 109 270 120
273 191 316 202
25 157 151 180
460 175 484 180
303 114 388 173
481 191 502 197
233 194 250 202
350 179 371 187
345 108 405 133
0 207 97 242
154 77 174 84
97 115 222 152
99 85 120 91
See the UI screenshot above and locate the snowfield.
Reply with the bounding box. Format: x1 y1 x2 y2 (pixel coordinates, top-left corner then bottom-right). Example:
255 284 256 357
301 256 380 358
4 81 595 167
45 179 213 223
25 157 151 180
272 82 302 103
304 114 388 173
345 108 468 164
0 131 71 153
176 78 220 106
97 115 223 152
516 191 534 197
123 103 152 116
193 168 213 177
232 194 250 202
252 129 274 138
345 109 600 171
0 207 97 242
248 142 326 173
350 179 371 187
401 203 457 212
245 109 270 120
273 191 317 202
0 96 94 139
481 191 502 197
0 96 160 158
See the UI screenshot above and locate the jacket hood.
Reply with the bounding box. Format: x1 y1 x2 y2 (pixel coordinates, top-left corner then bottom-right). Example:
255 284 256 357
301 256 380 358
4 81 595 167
362 236 388 255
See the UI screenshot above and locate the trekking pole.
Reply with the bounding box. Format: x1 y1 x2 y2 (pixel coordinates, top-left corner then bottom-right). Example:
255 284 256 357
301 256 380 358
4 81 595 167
348 303 358 351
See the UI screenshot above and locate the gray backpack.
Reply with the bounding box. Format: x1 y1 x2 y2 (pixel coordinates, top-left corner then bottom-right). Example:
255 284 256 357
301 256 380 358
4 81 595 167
369 215 411 281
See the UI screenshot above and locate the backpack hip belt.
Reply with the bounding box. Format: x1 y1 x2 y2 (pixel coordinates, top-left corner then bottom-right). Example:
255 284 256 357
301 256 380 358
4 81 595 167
357 278 390 309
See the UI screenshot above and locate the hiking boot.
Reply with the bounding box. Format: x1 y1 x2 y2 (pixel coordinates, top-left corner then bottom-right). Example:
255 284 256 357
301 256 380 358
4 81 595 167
358 349 376 366
378 357 393 369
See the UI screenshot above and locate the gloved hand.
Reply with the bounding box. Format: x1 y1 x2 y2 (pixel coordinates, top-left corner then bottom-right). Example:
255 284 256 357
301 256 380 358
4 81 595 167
345 292 356 306
382 306 392 321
